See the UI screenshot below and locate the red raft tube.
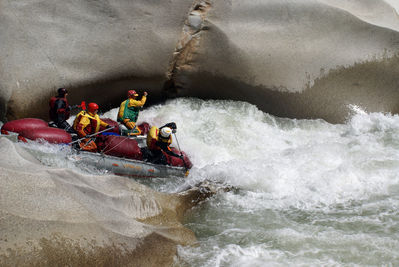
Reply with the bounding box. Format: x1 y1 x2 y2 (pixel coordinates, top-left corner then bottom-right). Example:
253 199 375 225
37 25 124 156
1 118 48 135
1 118 192 172
96 134 192 168
1 118 71 144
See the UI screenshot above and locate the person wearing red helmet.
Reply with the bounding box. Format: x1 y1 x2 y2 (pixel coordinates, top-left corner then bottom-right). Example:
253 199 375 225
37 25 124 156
73 102 110 152
117 89 148 135
49 88 74 133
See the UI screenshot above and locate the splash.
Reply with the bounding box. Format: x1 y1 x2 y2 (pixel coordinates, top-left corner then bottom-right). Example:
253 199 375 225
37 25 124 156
132 98 399 266
3 98 399 266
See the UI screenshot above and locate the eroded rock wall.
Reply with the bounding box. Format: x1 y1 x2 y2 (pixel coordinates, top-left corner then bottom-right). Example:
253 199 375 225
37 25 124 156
171 0 399 123
0 0 193 120
1 0 399 123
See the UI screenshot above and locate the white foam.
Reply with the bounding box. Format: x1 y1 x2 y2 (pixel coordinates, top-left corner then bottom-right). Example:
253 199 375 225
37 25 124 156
131 99 399 211
9 98 399 210
4 98 399 265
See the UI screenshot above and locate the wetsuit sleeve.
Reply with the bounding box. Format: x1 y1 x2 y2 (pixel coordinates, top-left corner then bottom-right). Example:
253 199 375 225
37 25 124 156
117 100 125 121
54 99 66 124
156 141 180 157
160 122 177 131
99 119 109 128
127 96 147 108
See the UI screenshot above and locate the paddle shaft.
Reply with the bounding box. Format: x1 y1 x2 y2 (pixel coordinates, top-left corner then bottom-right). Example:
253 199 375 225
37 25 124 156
173 133 188 170
69 126 115 145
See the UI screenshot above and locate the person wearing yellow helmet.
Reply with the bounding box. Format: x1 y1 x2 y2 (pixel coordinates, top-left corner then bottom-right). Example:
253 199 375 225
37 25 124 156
117 90 147 135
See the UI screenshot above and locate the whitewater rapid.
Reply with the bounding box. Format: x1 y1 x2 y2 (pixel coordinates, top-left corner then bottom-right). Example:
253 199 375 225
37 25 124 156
3 98 399 265
133 98 399 266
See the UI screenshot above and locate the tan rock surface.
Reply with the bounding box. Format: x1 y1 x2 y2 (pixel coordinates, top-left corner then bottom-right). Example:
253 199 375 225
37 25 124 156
2 0 399 123
172 0 399 123
0 138 197 266
0 0 193 120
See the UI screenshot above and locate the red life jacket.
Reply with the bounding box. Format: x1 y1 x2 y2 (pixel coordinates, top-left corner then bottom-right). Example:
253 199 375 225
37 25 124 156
49 96 70 121
73 110 102 137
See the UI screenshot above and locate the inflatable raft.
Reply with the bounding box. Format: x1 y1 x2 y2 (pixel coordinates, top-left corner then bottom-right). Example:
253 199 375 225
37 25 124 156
1 118 192 178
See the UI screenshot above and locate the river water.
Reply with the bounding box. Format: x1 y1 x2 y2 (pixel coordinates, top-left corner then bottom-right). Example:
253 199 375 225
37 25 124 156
132 98 399 266
3 98 399 266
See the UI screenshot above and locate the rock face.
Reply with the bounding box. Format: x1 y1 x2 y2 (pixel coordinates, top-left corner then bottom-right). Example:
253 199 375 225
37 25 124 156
0 0 193 120
0 138 200 266
1 0 399 122
171 0 399 123
1 2 399 264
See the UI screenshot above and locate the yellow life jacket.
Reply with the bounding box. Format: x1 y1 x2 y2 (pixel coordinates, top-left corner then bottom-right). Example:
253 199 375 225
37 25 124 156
146 126 172 150
73 110 101 133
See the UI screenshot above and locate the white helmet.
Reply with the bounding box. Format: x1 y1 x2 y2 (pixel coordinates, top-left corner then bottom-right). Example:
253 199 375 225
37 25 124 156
160 127 172 138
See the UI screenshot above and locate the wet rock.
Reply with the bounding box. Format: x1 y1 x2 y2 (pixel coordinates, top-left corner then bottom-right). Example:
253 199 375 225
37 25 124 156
0 138 204 266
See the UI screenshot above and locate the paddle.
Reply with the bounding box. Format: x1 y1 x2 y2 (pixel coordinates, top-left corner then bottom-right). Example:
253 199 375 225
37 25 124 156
70 101 86 110
69 126 115 145
80 101 86 110
173 132 188 171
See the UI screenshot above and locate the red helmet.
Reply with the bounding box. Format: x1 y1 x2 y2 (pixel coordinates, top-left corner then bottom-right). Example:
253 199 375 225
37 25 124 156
127 90 139 98
87 103 99 113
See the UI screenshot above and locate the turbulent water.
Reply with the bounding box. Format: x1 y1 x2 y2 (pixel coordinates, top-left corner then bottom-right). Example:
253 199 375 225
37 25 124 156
3 98 399 266
134 98 399 266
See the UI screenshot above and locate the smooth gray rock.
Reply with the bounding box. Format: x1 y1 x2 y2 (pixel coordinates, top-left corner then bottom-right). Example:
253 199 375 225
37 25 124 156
0 137 199 265
172 0 399 123
0 0 193 120
1 0 399 123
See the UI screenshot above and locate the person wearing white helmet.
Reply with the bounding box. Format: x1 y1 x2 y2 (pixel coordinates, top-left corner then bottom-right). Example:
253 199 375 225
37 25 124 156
160 127 172 138
145 122 182 164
